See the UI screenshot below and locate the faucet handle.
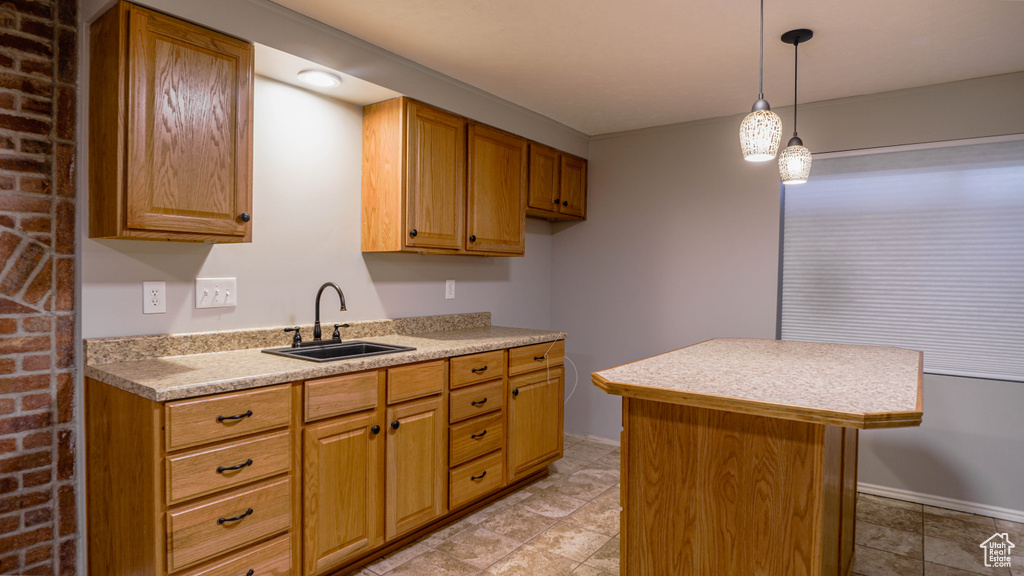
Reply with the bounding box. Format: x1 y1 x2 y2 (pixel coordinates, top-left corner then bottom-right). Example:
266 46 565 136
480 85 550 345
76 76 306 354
284 327 302 348
332 323 350 341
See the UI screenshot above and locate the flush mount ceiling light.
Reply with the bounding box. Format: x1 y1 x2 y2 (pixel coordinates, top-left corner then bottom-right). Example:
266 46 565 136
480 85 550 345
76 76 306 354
778 28 814 185
739 0 783 162
297 69 342 88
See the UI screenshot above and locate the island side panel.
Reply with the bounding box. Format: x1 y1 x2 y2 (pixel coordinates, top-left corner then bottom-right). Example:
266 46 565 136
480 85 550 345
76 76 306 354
624 399 834 576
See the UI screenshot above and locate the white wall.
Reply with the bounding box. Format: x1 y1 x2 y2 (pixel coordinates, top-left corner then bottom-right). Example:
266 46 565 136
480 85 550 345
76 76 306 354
552 72 1024 513
81 78 554 338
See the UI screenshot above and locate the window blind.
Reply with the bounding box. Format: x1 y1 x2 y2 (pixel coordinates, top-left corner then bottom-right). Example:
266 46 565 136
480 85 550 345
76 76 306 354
780 138 1024 382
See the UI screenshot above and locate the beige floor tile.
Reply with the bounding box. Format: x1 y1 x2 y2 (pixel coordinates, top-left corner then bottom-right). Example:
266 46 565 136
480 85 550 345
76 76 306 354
419 518 475 548
858 494 925 534
856 521 924 560
564 433 588 445
380 549 480 576
435 525 522 569
552 457 592 475
527 521 612 562
497 487 536 507
926 512 1003 547
852 544 925 576
925 536 1011 575
564 443 615 463
481 505 558 542
484 544 579 576
544 472 614 502
519 490 588 519
530 472 566 491
994 519 1024 545
570 566 615 576
582 535 619 575
594 452 620 469
563 499 621 537
926 561 996 575
591 485 620 509
926 506 998 529
365 543 431 574
573 465 619 485
463 500 512 525
860 493 925 512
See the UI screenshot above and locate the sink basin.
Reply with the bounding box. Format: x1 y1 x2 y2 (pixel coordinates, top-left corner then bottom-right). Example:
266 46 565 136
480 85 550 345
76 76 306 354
262 340 415 362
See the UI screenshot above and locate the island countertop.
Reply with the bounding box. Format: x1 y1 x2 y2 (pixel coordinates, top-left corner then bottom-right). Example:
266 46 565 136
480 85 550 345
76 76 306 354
592 338 923 429
86 315 565 402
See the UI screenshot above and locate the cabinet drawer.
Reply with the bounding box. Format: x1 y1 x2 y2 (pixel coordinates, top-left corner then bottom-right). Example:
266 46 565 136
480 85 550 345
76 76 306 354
450 412 504 467
167 430 290 504
508 340 564 376
177 533 291 576
450 350 504 389
167 477 291 572
449 379 503 423
305 370 380 422
387 360 445 404
166 385 291 451
449 451 503 510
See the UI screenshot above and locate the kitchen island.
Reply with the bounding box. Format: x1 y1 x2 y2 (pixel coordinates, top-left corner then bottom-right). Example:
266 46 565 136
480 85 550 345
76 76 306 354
592 338 923 576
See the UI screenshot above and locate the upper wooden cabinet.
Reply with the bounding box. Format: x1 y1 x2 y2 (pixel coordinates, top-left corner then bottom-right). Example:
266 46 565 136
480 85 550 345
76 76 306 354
362 97 529 256
89 2 254 242
526 143 587 221
467 123 527 255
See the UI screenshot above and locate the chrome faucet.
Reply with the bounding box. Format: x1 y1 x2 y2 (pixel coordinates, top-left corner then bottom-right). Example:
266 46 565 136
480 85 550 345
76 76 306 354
313 282 346 341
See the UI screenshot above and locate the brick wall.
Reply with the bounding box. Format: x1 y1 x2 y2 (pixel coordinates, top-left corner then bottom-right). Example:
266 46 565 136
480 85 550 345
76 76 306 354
0 0 78 574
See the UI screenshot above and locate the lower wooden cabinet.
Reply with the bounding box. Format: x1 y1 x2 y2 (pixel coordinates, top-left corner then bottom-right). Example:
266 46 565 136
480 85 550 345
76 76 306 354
508 365 565 481
386 394 447 539
303 411 383 575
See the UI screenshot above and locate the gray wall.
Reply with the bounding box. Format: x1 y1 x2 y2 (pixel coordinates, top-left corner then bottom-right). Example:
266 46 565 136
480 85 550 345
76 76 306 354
552 72 1024 513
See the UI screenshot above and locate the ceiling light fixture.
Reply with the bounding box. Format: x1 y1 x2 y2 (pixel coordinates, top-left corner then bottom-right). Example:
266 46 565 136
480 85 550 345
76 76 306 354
778 29 813 185
297 69 342 88
739 0 783 162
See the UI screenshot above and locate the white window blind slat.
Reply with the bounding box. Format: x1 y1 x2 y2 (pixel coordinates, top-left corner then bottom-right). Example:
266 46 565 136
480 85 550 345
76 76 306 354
780 139 1024 383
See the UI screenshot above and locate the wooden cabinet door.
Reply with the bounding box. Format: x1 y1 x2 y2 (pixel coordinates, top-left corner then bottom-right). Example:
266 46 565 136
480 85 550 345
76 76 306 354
385 395 446 539
527 143 560 214
303 411 383 576
559 154 587 219
125 5 253 238
466 123 527 254
508 367 564 481
405 101 465 251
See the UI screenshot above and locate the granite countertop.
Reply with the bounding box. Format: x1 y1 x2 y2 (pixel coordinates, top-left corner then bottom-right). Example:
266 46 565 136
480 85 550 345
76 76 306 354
86 318 566 402
592 338 923 429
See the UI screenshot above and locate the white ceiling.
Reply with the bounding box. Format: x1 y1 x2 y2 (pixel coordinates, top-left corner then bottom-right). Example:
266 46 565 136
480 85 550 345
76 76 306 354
269 0 1024 135
254 44 400 105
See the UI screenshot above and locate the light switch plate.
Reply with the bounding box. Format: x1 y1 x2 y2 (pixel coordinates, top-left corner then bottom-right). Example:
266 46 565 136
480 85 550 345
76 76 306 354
195 278 237 309
445 279 455 300
143 281 165 314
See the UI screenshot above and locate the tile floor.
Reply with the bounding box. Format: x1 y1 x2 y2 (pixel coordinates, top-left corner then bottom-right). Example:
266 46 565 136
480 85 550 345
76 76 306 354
348 433 1022 576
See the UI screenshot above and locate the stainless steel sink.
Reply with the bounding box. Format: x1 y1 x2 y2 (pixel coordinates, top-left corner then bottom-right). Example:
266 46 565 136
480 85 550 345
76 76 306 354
262 340 415 362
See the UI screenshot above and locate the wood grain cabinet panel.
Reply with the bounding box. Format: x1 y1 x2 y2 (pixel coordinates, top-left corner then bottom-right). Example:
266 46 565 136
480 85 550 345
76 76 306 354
167 430 290 504
466 123 527 254
449 450 504 510
303 411 384 576
177 534 291 576
449 412 504 467
305 370 380 422
89 1 253 242
526 143 587 221
450 350 505 389
165 384 291 451
508 366 564 481
449 379 503 424
387 360 446 404
385 395 447 539
508 340 564 376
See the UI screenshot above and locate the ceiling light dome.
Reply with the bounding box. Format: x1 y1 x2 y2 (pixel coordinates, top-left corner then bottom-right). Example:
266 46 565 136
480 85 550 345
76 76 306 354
297 69 342 88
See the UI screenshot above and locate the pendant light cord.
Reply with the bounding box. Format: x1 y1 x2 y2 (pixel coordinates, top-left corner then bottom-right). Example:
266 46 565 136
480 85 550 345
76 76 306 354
793 39 799 136
758 0 765 99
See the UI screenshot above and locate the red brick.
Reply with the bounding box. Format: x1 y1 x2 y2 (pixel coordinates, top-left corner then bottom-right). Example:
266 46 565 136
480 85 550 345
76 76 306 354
55 86 72 141
0 72 51 98
21 393 50 411
20 178 51 197
0 233 21 270
0 359 14 375
24 561 54 575
0 490 48 515
58 537 73 576
0 297 36 313
0 515 17 534
21 96 50 117
57 485 72 537
0 33 52 59
55 315 71 369
54 202 72 255
0 91 14 109
0 134 13 149
22 355 49 371
21 469 48 488
22 316 49 332
0 525 49 555
0 175 13 190
55 374 70 425
0 374 48 393
22 138 49 155
0 479 14 494
0 450 51 473
0 319 15 334
24 507 50 527
0 240 45 295
21 256 52 306
0 553 18 574
57 28 75 85
0 335 50 354
20 216 50 232
56 431 71 482
21 431 49 449
2 0 51 19
20 18 53 41
19 58 53 78
0 112 49 134
25 542 52 566
0 398 13 415
0 438 14 453
0 411 50 435
0 157 50 175
54 259 70 312
54 143 72 198
0 216 12 228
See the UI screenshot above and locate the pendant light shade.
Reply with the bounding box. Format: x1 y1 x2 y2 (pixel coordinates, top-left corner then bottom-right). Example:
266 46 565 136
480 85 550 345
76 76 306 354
779 29 813 184
739 0 781 162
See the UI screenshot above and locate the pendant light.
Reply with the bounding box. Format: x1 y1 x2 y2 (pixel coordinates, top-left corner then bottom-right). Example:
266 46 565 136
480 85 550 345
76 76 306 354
778 29 813 184
739 0 782 162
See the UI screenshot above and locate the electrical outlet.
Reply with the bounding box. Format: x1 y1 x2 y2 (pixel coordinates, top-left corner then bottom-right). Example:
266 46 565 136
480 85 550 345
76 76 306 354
445 279 455 300
195 278 238 309
143 281 166 314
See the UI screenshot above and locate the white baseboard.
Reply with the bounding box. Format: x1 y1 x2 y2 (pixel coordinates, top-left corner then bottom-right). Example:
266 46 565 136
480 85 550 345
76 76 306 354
858 482 1024 524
